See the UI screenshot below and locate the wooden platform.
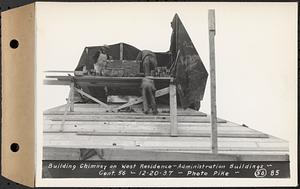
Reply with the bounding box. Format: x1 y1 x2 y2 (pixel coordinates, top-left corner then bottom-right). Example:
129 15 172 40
43 103 289 161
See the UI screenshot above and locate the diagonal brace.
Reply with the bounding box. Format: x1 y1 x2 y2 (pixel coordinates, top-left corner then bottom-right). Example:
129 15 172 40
74 87 109 108
115 87 170 111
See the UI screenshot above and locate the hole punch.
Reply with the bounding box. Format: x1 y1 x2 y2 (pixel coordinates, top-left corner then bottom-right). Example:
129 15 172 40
10 39 19 49
10 143 19 152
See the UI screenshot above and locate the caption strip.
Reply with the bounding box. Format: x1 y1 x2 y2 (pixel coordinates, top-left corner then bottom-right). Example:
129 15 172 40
43 161 290 178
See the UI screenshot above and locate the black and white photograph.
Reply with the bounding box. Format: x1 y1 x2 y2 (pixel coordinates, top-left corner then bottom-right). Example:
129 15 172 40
35 2 297 187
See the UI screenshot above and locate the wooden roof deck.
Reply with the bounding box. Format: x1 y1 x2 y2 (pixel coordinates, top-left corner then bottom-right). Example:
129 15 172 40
43 103 289 161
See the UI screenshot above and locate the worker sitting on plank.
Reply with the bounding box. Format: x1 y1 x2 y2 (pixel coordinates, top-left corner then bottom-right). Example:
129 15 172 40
136 50 158 76
141 77 158 115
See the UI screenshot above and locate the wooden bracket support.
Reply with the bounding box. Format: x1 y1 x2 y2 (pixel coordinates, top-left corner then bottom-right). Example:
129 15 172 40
169 78 178 136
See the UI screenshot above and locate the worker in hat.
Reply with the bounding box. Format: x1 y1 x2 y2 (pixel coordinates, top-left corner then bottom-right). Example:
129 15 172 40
141 77 158 115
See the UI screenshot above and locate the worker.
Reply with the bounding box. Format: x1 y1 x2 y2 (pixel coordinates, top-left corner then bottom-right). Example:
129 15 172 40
141 77 158 115
94 47 108 76
103 44 113 60
136 50 158 76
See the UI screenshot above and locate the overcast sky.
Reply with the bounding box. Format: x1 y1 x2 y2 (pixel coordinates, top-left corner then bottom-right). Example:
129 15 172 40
36 2 297 141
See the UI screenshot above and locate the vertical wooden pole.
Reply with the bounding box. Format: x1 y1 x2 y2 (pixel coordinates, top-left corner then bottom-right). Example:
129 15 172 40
70 82 74 112
120 43 123 61
208 9 218 154
169 78 178 136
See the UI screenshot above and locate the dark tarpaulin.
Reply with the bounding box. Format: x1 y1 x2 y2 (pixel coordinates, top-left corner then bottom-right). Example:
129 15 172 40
75 43 141 71
171 14 208 110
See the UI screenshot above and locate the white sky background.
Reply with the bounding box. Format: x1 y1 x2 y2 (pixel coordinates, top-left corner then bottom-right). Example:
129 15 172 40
36 2 297 141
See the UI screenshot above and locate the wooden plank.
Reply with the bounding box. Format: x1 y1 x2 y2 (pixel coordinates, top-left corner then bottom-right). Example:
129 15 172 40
44 70 74 73
43 132 280 144
44 114 227 123
46 75 172 81
70 83 74 112
43 124 265 134
256 142 289 149
43 133 287 152
114 87 170 111
43 121 267 139
43 121 243 129
42 147 284 161
43 147 289 161
43 147 80 160
73 131 268 138
59 88 73 131
43 121 242 133
208 9 218 154
43 142 288 154
43 79 71 85
114 97 143 111
43 120 267 134
44 110 207 116
43 140 287 154
169 81 178 136
74 87 109 108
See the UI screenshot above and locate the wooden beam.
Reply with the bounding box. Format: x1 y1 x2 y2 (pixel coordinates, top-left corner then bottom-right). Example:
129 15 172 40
42 134 288 156
44 118 268 138
69 83 74 112
43 147 289 161
44 110 207 116
59 89 72 132
44 70 74 73
169 79 178 136
74 87 109 108
44 123 262 134
45 75 172 80
43 79 71 85
44 121 238 128
73 131 268 138
114 87 170 111
43 147 80 160
209 9 218 154
120 43 123 60
44 114 227 123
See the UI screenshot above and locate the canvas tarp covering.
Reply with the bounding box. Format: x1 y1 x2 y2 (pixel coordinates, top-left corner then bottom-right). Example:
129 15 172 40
170 14 208 110
75 43 140 71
